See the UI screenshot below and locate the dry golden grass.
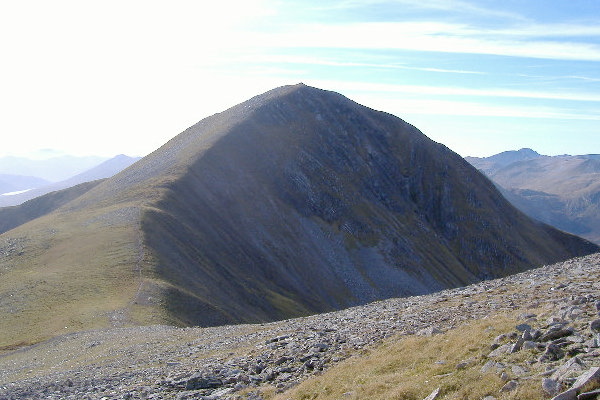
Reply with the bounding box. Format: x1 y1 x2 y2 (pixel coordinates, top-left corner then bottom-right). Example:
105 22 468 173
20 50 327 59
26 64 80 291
274 314 547 400
0 204 148 349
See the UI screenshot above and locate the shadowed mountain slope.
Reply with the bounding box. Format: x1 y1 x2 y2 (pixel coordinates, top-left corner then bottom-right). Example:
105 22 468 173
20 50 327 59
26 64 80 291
139 85 597 327
0 84 597 348
467 152 600 244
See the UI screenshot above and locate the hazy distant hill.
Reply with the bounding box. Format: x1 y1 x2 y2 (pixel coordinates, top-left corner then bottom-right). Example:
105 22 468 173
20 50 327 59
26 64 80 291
0 155 141 207
0 84 596 349
465 148 542 175
467 151 600 244
0 180 103 235
0 154 109 182
0 174 49 194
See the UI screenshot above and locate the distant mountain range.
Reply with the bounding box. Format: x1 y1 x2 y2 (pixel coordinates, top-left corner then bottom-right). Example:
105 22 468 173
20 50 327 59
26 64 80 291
0 174 49 195
466 149 600 244
0 154 110 182
0 154 141 207
0 84 596 349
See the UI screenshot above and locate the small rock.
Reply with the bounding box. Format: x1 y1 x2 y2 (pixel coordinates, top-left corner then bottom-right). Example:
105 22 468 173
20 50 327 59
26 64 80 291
488 344 511 358
456 361 469 370
510 338 524 353
540 326 575 342
516 323 532 332
481 361 505 374
551 357 586 382
572 367 600 392
499 380 518 392
207 388 234 399
542 378 562 396
418 326 443 336
548 316 567 325
422 387 440 400
550 388 578 400
522 340 538 350
519 313 537 320
578 388 600 400
492 333 509 346
511 365 528 376
313 343 329 352
182 374 222 390
570 296 587 305
540 344 565 362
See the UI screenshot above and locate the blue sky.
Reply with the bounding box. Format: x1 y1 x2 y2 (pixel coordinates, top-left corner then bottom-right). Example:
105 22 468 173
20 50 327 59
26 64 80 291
1 0 599 158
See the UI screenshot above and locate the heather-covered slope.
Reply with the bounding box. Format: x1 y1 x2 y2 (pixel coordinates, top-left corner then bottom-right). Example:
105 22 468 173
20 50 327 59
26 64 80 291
0 84 597 349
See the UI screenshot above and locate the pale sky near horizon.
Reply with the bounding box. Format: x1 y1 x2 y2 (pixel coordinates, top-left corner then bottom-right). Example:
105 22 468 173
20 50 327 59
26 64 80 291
1 0 599 159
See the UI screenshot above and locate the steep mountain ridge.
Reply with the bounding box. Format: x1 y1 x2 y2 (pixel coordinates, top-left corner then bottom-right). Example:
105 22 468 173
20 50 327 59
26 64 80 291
0 84 597 348
139 84 597 326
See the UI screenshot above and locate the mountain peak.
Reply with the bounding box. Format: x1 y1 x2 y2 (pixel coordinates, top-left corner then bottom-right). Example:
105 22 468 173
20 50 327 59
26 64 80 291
1 84 596 348
517 148 540 156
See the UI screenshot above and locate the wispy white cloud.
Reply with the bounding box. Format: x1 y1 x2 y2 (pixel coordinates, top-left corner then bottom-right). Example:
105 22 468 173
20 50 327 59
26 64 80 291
248 21 600 61
252 54 485 74
355 94 600 121
332 81 600 102
516 73 600 83
305 79 600 121
308 0 527 21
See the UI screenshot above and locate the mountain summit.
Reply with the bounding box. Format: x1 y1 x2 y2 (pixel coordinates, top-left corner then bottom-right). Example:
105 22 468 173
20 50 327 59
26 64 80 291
0 84 597 348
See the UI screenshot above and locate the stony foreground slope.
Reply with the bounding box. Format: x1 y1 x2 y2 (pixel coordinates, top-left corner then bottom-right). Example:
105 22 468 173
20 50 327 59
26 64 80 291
0 253 598 400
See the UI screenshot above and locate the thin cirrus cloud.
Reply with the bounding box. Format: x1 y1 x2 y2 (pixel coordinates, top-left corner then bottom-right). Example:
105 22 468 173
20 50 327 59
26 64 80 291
337 81 600 102
309 0 528 21
310 80 600 120
250 21 600 61
250 55 485 75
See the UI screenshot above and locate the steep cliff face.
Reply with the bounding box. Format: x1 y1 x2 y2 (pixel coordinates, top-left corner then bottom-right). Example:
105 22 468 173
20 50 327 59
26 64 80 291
141 84 598 326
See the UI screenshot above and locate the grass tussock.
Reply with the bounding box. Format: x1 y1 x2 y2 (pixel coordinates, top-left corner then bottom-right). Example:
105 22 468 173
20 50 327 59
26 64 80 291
275 314 546 400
